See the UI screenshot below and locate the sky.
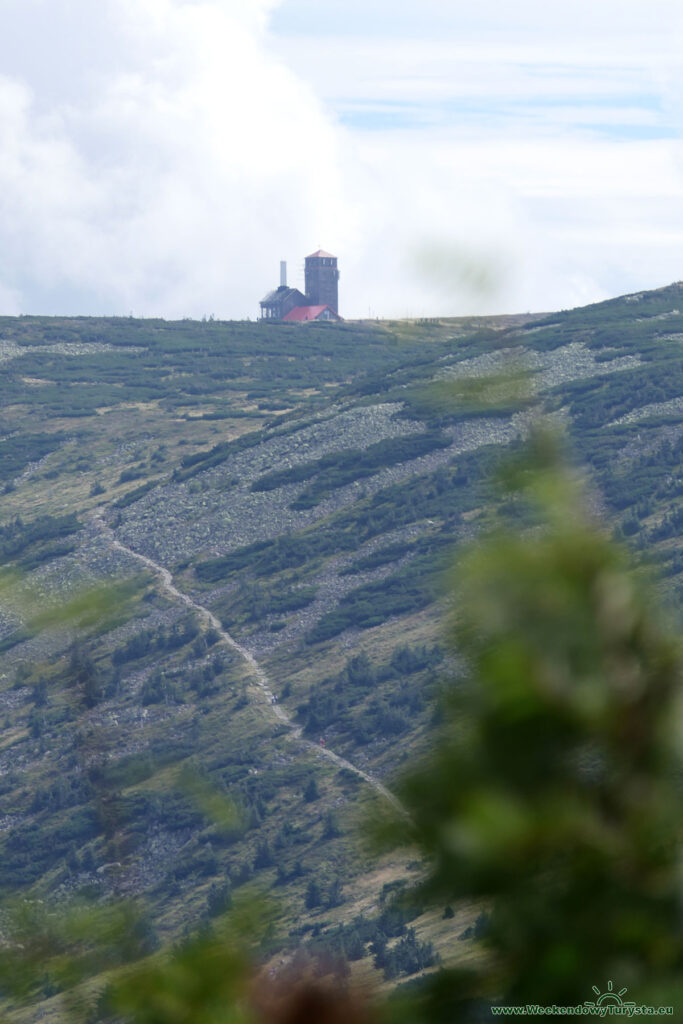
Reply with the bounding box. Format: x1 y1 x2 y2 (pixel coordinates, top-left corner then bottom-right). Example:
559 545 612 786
0 0 682 319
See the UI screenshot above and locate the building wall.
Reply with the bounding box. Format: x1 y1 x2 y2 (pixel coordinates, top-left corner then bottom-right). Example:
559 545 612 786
260 287 306 320
305 256 339 312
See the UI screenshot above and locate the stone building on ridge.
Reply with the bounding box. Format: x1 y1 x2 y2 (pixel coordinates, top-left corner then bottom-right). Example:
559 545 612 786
304 250 340 312
259 250 341 322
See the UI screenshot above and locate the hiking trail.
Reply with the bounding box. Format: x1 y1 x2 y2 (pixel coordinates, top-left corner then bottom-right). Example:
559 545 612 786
93 515 407 818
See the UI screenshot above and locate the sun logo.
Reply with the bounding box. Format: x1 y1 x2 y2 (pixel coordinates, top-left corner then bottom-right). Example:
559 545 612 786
584 981 636 1009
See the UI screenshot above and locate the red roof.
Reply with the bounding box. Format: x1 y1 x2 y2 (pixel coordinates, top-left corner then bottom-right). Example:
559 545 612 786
283 305 338 322
306 249 336 259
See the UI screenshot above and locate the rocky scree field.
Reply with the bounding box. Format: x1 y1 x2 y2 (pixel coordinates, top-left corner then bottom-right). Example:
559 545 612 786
0 290 682 1011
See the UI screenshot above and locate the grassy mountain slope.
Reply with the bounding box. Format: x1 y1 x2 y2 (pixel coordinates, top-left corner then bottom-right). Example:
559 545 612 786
1 287 682 1010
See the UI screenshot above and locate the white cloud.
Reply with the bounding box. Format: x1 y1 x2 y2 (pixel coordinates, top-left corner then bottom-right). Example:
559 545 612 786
0 0 346 317
0 0 682 319
268 1 683 317
332 131 683 318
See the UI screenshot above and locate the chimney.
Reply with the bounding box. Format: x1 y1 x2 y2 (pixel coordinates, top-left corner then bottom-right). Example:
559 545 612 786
280 261 287 288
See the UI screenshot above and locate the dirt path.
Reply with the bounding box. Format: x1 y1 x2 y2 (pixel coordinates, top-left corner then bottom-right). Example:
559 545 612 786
94 516 407 817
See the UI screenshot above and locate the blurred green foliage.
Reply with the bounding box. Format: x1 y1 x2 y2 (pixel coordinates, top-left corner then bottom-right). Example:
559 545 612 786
0 897 266 1024
0 898 159 1020
107 906 263 1024
378 429 683 1020
0 775 264 1024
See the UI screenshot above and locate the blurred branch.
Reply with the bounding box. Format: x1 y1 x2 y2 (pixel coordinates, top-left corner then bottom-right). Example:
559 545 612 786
371 423 683 1016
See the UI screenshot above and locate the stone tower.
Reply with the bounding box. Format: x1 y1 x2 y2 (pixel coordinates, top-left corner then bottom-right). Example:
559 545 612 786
305 250 340 313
